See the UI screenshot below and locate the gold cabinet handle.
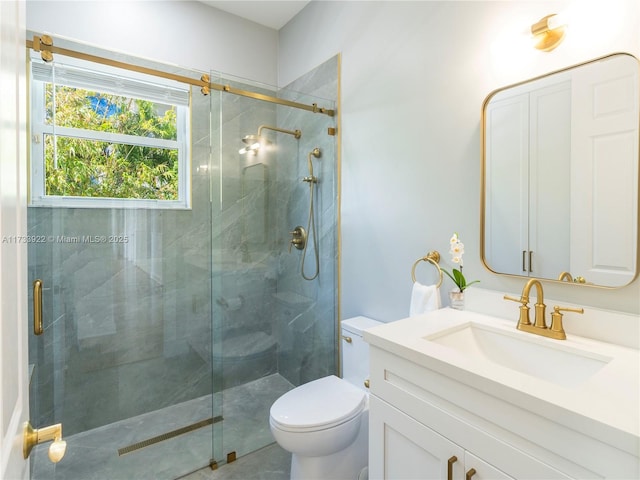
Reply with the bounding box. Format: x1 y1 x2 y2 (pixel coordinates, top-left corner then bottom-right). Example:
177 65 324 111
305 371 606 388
33 279 43 336
466 468 477 480
529 251 533 273
364 379 370 389
342 335 352 343
447 456 458 480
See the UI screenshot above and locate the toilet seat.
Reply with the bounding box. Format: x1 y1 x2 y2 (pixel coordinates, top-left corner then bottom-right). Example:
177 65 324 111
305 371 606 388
270 375 366 433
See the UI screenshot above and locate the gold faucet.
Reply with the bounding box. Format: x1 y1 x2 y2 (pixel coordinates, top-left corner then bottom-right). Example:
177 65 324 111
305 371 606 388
504 278 583 340
557 271 573 282
557 271 587 284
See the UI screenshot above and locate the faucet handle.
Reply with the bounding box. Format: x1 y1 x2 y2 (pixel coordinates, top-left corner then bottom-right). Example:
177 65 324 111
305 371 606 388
554 305 584 315
504 294 526 304
504 294 532 327
549 305 584 339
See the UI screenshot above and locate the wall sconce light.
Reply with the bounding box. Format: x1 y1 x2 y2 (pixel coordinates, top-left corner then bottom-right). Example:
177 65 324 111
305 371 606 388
531 14 566 52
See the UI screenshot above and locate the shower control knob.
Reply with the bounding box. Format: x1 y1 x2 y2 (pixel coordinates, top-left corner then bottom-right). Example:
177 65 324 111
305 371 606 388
288 226 307 252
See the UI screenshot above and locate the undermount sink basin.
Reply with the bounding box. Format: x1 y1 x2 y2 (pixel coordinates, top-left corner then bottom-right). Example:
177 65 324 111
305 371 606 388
426 322 612 388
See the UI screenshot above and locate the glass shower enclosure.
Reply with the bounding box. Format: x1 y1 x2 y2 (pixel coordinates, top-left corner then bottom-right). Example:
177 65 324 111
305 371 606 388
210 64 338 463
26 34 339 480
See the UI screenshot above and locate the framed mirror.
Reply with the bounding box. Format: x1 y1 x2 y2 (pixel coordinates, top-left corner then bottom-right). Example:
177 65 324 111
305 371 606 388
481 53 639 288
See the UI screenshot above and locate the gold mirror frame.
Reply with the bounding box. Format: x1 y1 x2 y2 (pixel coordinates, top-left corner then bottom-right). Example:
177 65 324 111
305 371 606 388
480 53 640 288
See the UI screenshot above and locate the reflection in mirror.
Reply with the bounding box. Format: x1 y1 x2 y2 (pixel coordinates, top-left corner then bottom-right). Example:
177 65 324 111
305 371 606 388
482 53 639 288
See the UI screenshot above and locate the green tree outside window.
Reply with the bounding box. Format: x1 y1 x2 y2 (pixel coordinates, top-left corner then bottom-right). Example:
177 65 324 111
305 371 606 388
44 85 179 200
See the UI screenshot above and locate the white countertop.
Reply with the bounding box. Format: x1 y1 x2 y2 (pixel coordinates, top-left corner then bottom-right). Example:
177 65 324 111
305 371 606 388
363 308 640 457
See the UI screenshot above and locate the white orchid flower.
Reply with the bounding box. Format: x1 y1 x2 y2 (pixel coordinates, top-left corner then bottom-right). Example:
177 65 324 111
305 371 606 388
450 242 464 256
443 232 478 292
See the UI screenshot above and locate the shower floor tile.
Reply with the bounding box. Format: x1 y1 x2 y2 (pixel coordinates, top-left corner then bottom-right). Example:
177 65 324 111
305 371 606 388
179 443 290 480
31 374 294 480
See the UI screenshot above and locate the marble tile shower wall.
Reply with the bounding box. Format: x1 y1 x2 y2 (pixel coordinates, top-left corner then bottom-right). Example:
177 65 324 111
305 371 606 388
211 56 338 391
27 92 214 435
211 79 280 391
274 56 339 386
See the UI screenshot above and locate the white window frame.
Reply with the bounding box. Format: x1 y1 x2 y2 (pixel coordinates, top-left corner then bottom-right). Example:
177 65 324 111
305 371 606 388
29 53 191 209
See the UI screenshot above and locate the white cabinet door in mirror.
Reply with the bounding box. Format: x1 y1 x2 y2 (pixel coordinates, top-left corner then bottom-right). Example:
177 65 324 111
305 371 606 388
482 53 639 287
570 55 639 286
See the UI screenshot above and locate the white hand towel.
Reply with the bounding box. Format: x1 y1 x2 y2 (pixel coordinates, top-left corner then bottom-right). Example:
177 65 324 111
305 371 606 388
409 282 442 316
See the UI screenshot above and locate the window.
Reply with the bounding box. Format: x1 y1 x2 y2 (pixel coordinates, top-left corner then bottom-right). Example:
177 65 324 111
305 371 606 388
30 54 191 208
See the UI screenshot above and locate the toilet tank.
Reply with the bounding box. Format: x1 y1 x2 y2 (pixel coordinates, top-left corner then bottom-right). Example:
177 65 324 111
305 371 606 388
341 316 383 390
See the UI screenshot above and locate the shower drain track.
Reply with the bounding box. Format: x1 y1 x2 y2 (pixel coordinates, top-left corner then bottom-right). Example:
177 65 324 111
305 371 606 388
117 416 223 456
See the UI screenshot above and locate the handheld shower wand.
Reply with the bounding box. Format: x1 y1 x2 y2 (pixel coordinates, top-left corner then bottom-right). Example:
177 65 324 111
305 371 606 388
301 148 321 280
303 148 320 184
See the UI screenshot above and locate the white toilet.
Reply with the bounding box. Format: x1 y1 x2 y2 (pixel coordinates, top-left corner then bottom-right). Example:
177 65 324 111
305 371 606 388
269 316 382 480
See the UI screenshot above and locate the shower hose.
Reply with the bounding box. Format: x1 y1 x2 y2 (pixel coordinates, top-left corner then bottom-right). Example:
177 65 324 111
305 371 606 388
302 149 320 281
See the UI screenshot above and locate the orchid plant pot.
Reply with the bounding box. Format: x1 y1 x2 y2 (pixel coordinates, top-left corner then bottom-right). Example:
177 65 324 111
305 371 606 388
448 290 465 310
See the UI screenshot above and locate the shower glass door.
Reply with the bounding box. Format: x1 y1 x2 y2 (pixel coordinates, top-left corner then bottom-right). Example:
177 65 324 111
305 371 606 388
211 56 339 464
27 36 217 479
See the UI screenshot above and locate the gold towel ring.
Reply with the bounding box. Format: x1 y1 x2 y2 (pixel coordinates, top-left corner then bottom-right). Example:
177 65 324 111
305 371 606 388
411 250 443 288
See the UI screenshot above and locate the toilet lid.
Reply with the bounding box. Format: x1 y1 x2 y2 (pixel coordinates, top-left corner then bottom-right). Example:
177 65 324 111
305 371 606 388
270 375 366 432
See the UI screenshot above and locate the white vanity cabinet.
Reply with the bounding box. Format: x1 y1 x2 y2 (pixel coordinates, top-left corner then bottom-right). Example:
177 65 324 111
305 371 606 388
367 354 569 480
365 309 639 479
369 394 465 480
370 395 515 480
366 340 638 480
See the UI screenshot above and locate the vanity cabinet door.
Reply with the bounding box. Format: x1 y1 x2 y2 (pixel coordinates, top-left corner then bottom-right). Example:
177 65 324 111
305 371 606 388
369 395 465 480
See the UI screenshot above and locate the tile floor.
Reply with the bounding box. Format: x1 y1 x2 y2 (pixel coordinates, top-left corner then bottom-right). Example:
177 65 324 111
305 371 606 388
31 374 293 480
179 443 290 480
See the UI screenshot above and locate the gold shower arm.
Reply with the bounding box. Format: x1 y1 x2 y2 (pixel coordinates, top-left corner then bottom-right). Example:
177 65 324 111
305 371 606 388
258 125 302 139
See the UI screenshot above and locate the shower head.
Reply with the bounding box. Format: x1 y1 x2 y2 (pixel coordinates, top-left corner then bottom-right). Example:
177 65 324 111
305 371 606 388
242 134 262 145
239 134 267 155
239 125 301 155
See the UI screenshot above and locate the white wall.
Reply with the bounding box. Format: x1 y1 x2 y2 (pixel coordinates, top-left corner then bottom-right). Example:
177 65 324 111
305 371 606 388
279 0 640 320
23 0 640 320
26 0 279 84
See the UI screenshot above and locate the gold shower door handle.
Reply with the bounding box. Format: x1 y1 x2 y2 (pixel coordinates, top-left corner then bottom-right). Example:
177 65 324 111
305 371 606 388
33 279 43 335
